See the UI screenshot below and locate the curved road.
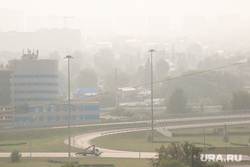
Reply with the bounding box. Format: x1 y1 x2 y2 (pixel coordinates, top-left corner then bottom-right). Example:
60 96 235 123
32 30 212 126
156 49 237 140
64 128 156 159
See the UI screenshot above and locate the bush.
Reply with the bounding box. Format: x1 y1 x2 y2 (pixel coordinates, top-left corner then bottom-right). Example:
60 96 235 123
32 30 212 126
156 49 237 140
147 134 152 142
10 150 21 162
61 162 76 167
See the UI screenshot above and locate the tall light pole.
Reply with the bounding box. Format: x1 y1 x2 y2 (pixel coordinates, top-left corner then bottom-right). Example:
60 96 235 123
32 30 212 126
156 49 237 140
148 49 155 142
64 55 73 162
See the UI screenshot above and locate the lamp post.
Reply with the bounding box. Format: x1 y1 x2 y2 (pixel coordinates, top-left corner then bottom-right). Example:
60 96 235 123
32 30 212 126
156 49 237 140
64 55 73 162
137 115 143 158
148 49 155 142
29 115 36 157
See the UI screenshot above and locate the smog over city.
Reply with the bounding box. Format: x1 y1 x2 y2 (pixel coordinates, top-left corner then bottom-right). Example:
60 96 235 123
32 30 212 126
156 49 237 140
0 1 250 167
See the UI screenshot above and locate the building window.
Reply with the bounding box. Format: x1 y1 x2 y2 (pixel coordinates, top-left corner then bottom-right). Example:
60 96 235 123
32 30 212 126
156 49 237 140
39 116 44 121
56 116 60 121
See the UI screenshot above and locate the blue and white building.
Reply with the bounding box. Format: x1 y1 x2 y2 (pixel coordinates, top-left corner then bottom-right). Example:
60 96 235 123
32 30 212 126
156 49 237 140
0 51 100 129
9 50 59 112
13 101 100 128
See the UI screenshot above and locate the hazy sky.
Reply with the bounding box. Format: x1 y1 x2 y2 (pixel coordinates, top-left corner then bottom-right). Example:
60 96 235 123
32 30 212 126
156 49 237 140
1 0 250 18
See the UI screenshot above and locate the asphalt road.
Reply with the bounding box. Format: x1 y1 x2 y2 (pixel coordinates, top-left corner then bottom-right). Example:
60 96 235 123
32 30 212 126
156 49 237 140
64 128 156 159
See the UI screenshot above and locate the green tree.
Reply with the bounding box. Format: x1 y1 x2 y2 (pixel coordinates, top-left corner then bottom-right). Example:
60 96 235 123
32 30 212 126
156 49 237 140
75 69 97 88
10 150 21 163
104 69 131 89
61 162 76 167
155 59 170 81
97 92 116 107
231 90 250 110
150 142 223 167
166 88 188 114
136 58 151 85
159 159 188 167
94 48 115 74
207 163 224 167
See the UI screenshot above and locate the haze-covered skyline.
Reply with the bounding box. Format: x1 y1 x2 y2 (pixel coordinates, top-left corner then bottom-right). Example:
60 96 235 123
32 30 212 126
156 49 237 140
1 0 250 36
1 0 250 17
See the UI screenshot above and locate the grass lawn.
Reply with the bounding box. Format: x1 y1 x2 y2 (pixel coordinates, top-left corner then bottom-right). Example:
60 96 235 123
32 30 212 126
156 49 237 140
0 124 135 152
0 157 150 167
92 126 250 154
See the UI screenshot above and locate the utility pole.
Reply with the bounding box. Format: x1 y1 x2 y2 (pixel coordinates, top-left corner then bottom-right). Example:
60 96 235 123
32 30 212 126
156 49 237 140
64 55 73 162
148 49 155 142
172 44 175 62
204 127 206 155
115 68 118 108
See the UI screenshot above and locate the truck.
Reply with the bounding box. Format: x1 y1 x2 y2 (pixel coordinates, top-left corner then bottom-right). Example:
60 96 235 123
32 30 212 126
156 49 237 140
75 145 102 156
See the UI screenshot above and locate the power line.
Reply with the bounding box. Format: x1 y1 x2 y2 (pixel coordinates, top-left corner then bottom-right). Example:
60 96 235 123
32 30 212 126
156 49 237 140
12 62 243 113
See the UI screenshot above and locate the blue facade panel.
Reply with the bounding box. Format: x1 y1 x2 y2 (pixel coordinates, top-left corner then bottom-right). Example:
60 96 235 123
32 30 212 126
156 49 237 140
39 116 44 121
14 117 20 122
29 117 35 122
40 90 48 93
40 98 48 101
80 106 83 111
72 115 76 120
72 105 76 111
64 116 68 120
48 116 52 121
39 82 48 86
48 107 51 112
56 106 60 112
80 115 84 120
85 105 99 111
64 106 68 111
56 116 60 121
86 115 99 120
39 74 47 78
15 106 21 110
29 107 35 112
39 107 43 112
22 117 27 122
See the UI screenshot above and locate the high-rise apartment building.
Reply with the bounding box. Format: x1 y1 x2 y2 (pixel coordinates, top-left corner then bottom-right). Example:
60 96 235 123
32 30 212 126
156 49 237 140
8 50 59 112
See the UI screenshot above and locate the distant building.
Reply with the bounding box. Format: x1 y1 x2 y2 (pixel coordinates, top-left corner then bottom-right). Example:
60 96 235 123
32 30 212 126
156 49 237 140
0 51 100 129
13 101 100 128
8 50 59 112
73 88 100 100
0 65 12 129
0 50 100 129
0 29 81 55
0 65 12 106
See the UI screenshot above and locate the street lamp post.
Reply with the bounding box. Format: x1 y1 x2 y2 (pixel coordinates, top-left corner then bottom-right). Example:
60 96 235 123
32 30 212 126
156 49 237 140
64 55 73 162
137 116 143 158
148 49 155 142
